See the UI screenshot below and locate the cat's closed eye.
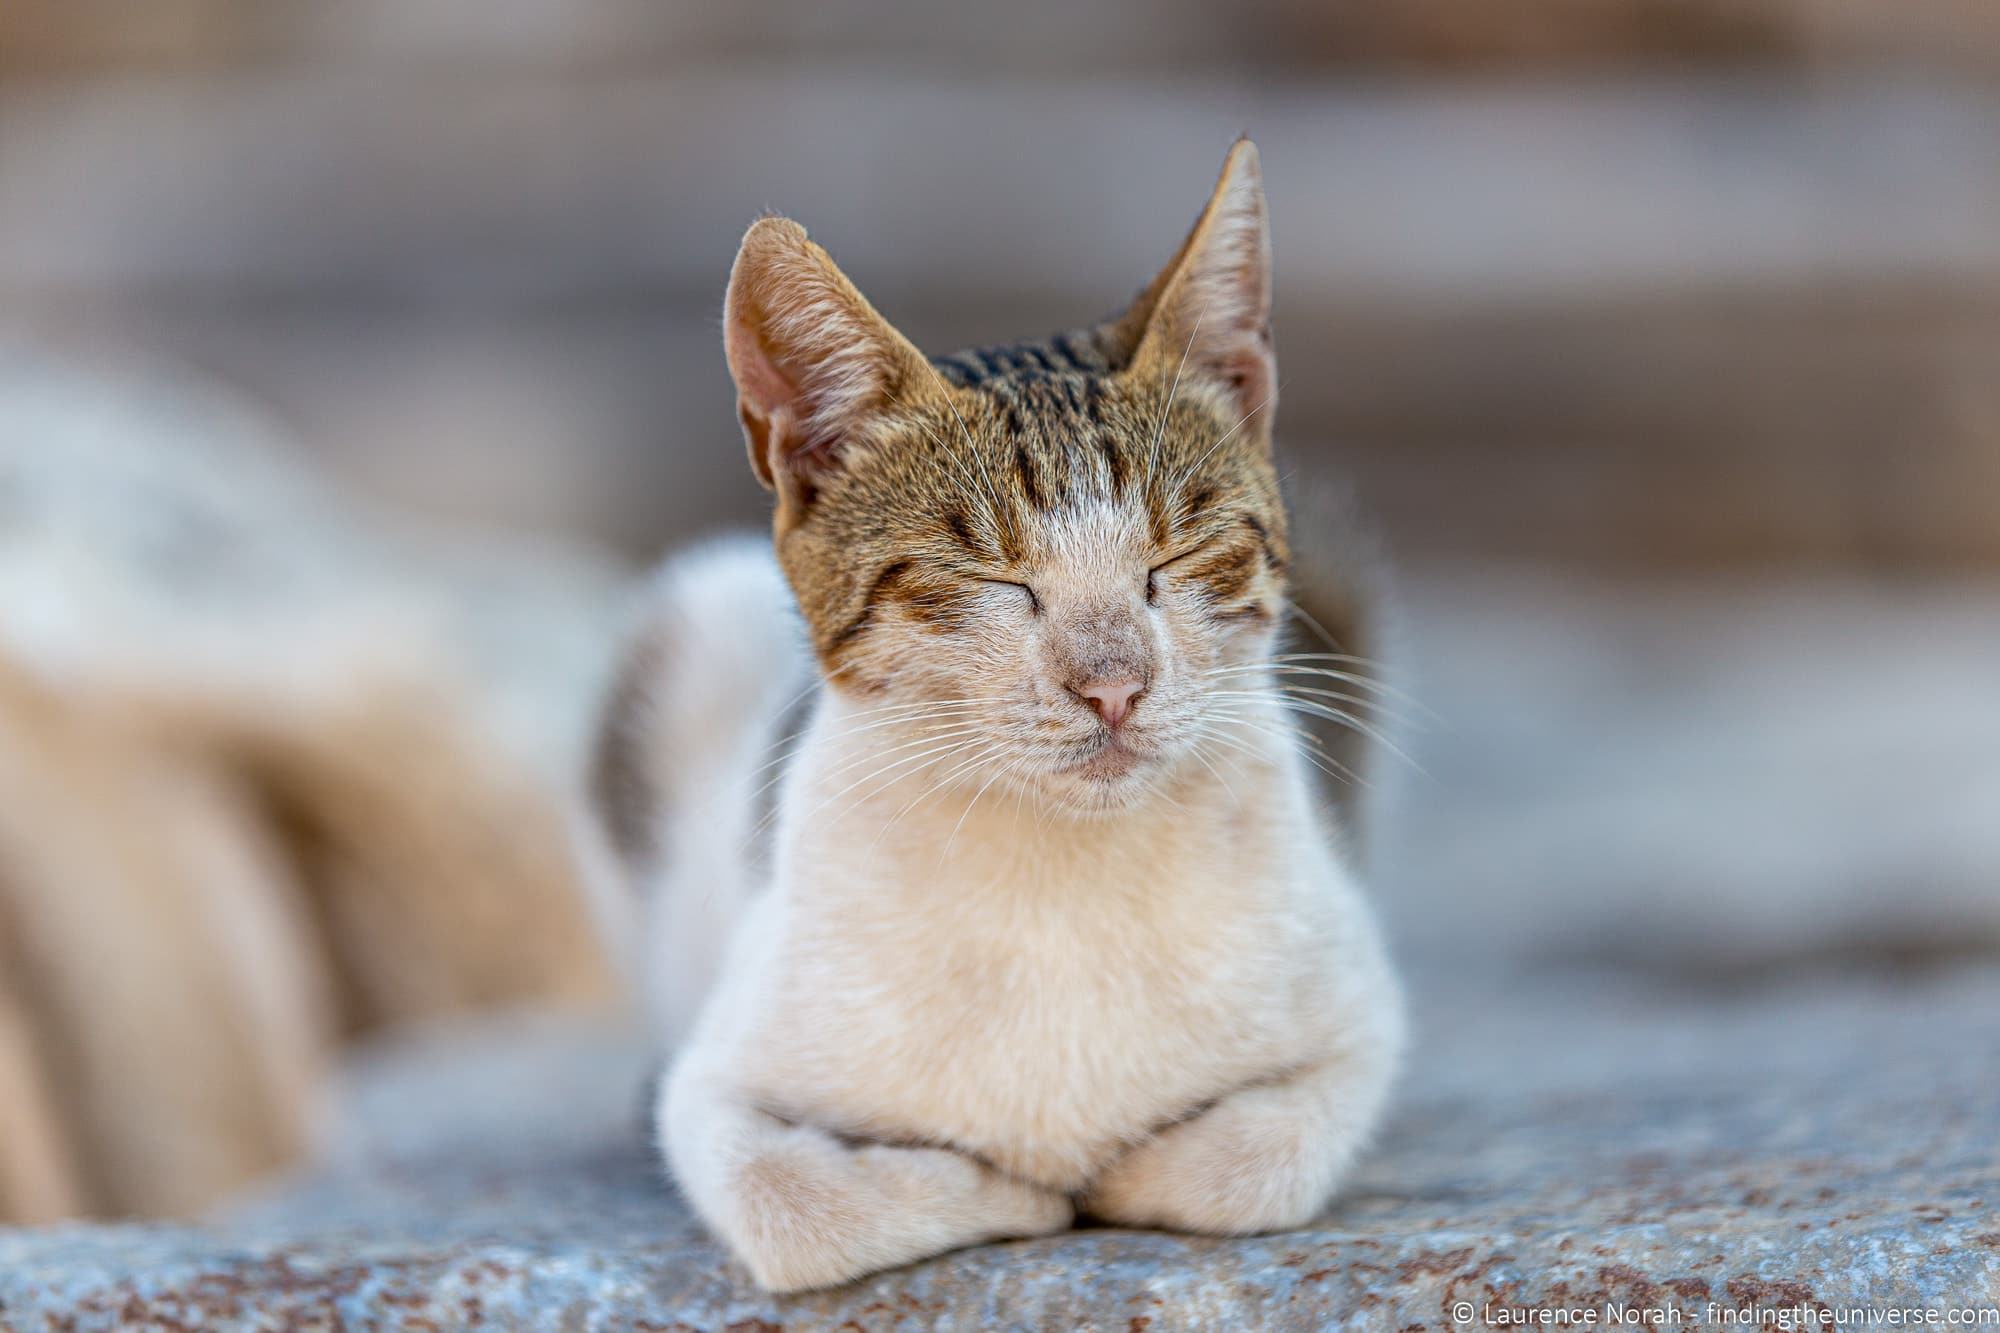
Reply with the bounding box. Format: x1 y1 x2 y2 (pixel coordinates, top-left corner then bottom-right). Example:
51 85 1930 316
982 578 1041 615
1145 546 1208 604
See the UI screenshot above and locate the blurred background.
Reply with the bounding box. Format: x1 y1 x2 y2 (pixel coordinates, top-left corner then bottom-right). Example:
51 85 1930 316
1 0 1997 1230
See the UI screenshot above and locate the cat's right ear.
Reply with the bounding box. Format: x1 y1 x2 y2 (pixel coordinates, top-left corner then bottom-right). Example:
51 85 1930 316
723 217 936 521
1103 138 1275 425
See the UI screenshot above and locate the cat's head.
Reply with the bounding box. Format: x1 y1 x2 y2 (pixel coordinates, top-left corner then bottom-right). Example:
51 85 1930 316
725 139 1287 815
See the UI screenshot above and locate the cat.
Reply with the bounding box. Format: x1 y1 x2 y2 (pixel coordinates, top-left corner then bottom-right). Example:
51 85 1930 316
587 139 1403 1292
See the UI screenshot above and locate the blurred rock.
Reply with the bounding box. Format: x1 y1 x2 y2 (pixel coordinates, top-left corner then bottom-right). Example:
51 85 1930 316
0 670 330 1219
0 347 624 1220
1378 571 2000 976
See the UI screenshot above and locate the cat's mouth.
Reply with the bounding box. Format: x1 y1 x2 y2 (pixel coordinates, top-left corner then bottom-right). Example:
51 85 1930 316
1059 736 1144 782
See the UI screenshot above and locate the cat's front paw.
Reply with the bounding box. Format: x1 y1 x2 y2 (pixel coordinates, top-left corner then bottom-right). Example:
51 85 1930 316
977 1163 1078 1239
727 1141 1075 1293
844 1142 1078 1242
1080 1090 1342 1235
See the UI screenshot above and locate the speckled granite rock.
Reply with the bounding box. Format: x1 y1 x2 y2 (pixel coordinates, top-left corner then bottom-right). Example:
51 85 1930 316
3 970 1994 1330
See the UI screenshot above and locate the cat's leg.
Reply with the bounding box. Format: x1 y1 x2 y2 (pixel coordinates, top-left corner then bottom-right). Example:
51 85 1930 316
1079 1041 1395 1234
661 1061 1073 1292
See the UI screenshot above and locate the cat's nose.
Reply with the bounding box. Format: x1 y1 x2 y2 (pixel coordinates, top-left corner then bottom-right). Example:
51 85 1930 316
1070 677 1145 729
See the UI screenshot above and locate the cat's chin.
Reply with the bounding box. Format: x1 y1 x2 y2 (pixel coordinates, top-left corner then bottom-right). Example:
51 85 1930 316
1029 745 1171 818
1024 776 1145 819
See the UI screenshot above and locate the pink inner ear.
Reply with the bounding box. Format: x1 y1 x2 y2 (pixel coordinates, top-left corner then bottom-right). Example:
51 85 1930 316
727 318 802 425
727 310 858 487
1198 320 1275 419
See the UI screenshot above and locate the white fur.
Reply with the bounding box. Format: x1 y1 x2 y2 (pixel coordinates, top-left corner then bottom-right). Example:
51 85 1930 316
616 538 812 1049
631 535 1403 1292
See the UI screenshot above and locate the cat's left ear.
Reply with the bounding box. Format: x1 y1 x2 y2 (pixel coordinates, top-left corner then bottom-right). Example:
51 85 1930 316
1116 138 1275 423
724 216 941 524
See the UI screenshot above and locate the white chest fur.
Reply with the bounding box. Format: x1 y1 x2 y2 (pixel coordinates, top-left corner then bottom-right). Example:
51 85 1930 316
693 698 1369 1191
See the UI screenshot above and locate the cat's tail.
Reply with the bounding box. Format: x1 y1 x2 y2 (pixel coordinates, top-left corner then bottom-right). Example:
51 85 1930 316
579 535 811 1047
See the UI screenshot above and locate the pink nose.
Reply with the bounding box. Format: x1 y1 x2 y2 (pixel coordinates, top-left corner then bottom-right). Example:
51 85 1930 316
1072 677 1144 728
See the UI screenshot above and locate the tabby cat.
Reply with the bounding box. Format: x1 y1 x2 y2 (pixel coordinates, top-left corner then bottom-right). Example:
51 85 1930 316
588 139 1403 1291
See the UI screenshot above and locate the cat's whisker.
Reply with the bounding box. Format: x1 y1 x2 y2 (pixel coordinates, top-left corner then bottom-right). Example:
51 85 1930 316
912 355 1007 513
1194 701 1326 760
1171 391 1272 497
1197 691 1372 763
1147 305 1207 477
741 700 993 787
1206 651 1397 681
1204 691 1424 780
1259 648 1383 666
1201 688 1378 730
1204 657 1436 720
764 688 988 737
1203 673 1399 713
940 757 1015 865
1195 708 1365 789
807 720 991 789
1272 596 1448 720
812 734 991 844
1267 683 1407 718
742 700 992 783
1282 595 1351 655
1200 664 1424 716
1279 597 1426 713
1219 666 1417 710
1252 681 1417 732
887 385 995 514
875 738 1011 849
1198 672 1419 736
932 736 1017 797
742 717 989 812
818 698 993 729
1178 724 1247 803
1204 659 1391 690
748 729 987 849
1190 730 1271 781
1219 650 1394 677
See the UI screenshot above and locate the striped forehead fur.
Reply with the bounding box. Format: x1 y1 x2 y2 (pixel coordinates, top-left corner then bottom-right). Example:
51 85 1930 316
782 360 1287 679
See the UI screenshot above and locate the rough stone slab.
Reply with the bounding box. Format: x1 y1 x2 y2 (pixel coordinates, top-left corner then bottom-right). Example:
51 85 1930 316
2 971 1994 1329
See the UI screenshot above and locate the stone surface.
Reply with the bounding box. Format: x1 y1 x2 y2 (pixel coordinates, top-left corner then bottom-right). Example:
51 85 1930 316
2 969 1994 1329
